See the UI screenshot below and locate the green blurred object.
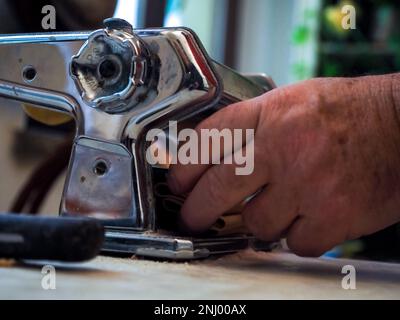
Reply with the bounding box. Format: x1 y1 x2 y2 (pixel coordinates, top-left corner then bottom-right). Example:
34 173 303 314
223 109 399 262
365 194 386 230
323 1 356 38
322 62 340 77
292 62 309 80
292 25 311 45
318 0 400 78
289 1 321 83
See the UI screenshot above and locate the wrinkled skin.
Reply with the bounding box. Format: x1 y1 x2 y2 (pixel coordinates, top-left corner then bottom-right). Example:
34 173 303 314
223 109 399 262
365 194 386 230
168 74 400 257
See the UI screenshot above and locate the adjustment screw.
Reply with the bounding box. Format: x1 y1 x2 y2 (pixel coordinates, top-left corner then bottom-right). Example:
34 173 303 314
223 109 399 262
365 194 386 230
103 18 133 33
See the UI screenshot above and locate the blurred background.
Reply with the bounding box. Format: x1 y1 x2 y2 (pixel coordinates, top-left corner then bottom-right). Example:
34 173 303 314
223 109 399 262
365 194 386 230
0 0 399 261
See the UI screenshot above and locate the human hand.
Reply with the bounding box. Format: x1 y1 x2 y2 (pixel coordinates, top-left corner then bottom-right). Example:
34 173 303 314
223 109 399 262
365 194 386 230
168 74 400 256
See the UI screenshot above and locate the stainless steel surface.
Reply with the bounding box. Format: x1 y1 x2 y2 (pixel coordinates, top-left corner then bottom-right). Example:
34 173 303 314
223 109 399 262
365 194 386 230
71 19 152 112
103 230 275 260
62 137 137 225
0 20 276 259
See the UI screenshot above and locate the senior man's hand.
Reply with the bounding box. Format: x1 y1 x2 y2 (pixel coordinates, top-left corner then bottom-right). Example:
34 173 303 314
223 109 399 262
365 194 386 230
168 74 400 257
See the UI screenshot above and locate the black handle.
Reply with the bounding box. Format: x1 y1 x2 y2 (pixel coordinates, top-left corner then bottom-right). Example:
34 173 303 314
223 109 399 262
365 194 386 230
0 213 104 262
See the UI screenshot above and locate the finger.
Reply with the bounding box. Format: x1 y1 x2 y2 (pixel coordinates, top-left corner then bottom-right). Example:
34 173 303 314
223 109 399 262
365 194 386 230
180 144 269 232
241 185 299 241
168 95 265 194
286 215 347 257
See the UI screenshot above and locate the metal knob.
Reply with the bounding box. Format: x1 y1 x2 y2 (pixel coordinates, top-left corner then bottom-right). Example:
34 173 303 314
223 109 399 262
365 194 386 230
70 18 150 113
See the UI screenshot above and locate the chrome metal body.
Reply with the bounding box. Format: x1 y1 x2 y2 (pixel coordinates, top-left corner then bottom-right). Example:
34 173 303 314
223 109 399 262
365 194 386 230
0 19 276 259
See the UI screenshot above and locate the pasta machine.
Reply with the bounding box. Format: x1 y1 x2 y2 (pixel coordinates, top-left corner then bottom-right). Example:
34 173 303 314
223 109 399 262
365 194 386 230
0 18 276 260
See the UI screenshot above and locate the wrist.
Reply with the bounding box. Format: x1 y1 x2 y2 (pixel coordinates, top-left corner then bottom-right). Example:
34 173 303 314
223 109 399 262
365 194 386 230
362 73 400 167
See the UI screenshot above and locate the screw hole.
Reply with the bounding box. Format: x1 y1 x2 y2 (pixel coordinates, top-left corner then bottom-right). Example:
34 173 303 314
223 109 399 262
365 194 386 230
99 59 118 79
22 66 37 82
93 160 108 176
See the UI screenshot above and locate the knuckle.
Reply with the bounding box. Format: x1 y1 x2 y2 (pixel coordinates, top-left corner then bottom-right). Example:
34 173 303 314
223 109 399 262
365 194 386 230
206 163 247 201
286 236 325 257
242 207 276 241
228 166 248 190
273 85 292 101
204 168 231 207
254 144 270 170
197 104 234 131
